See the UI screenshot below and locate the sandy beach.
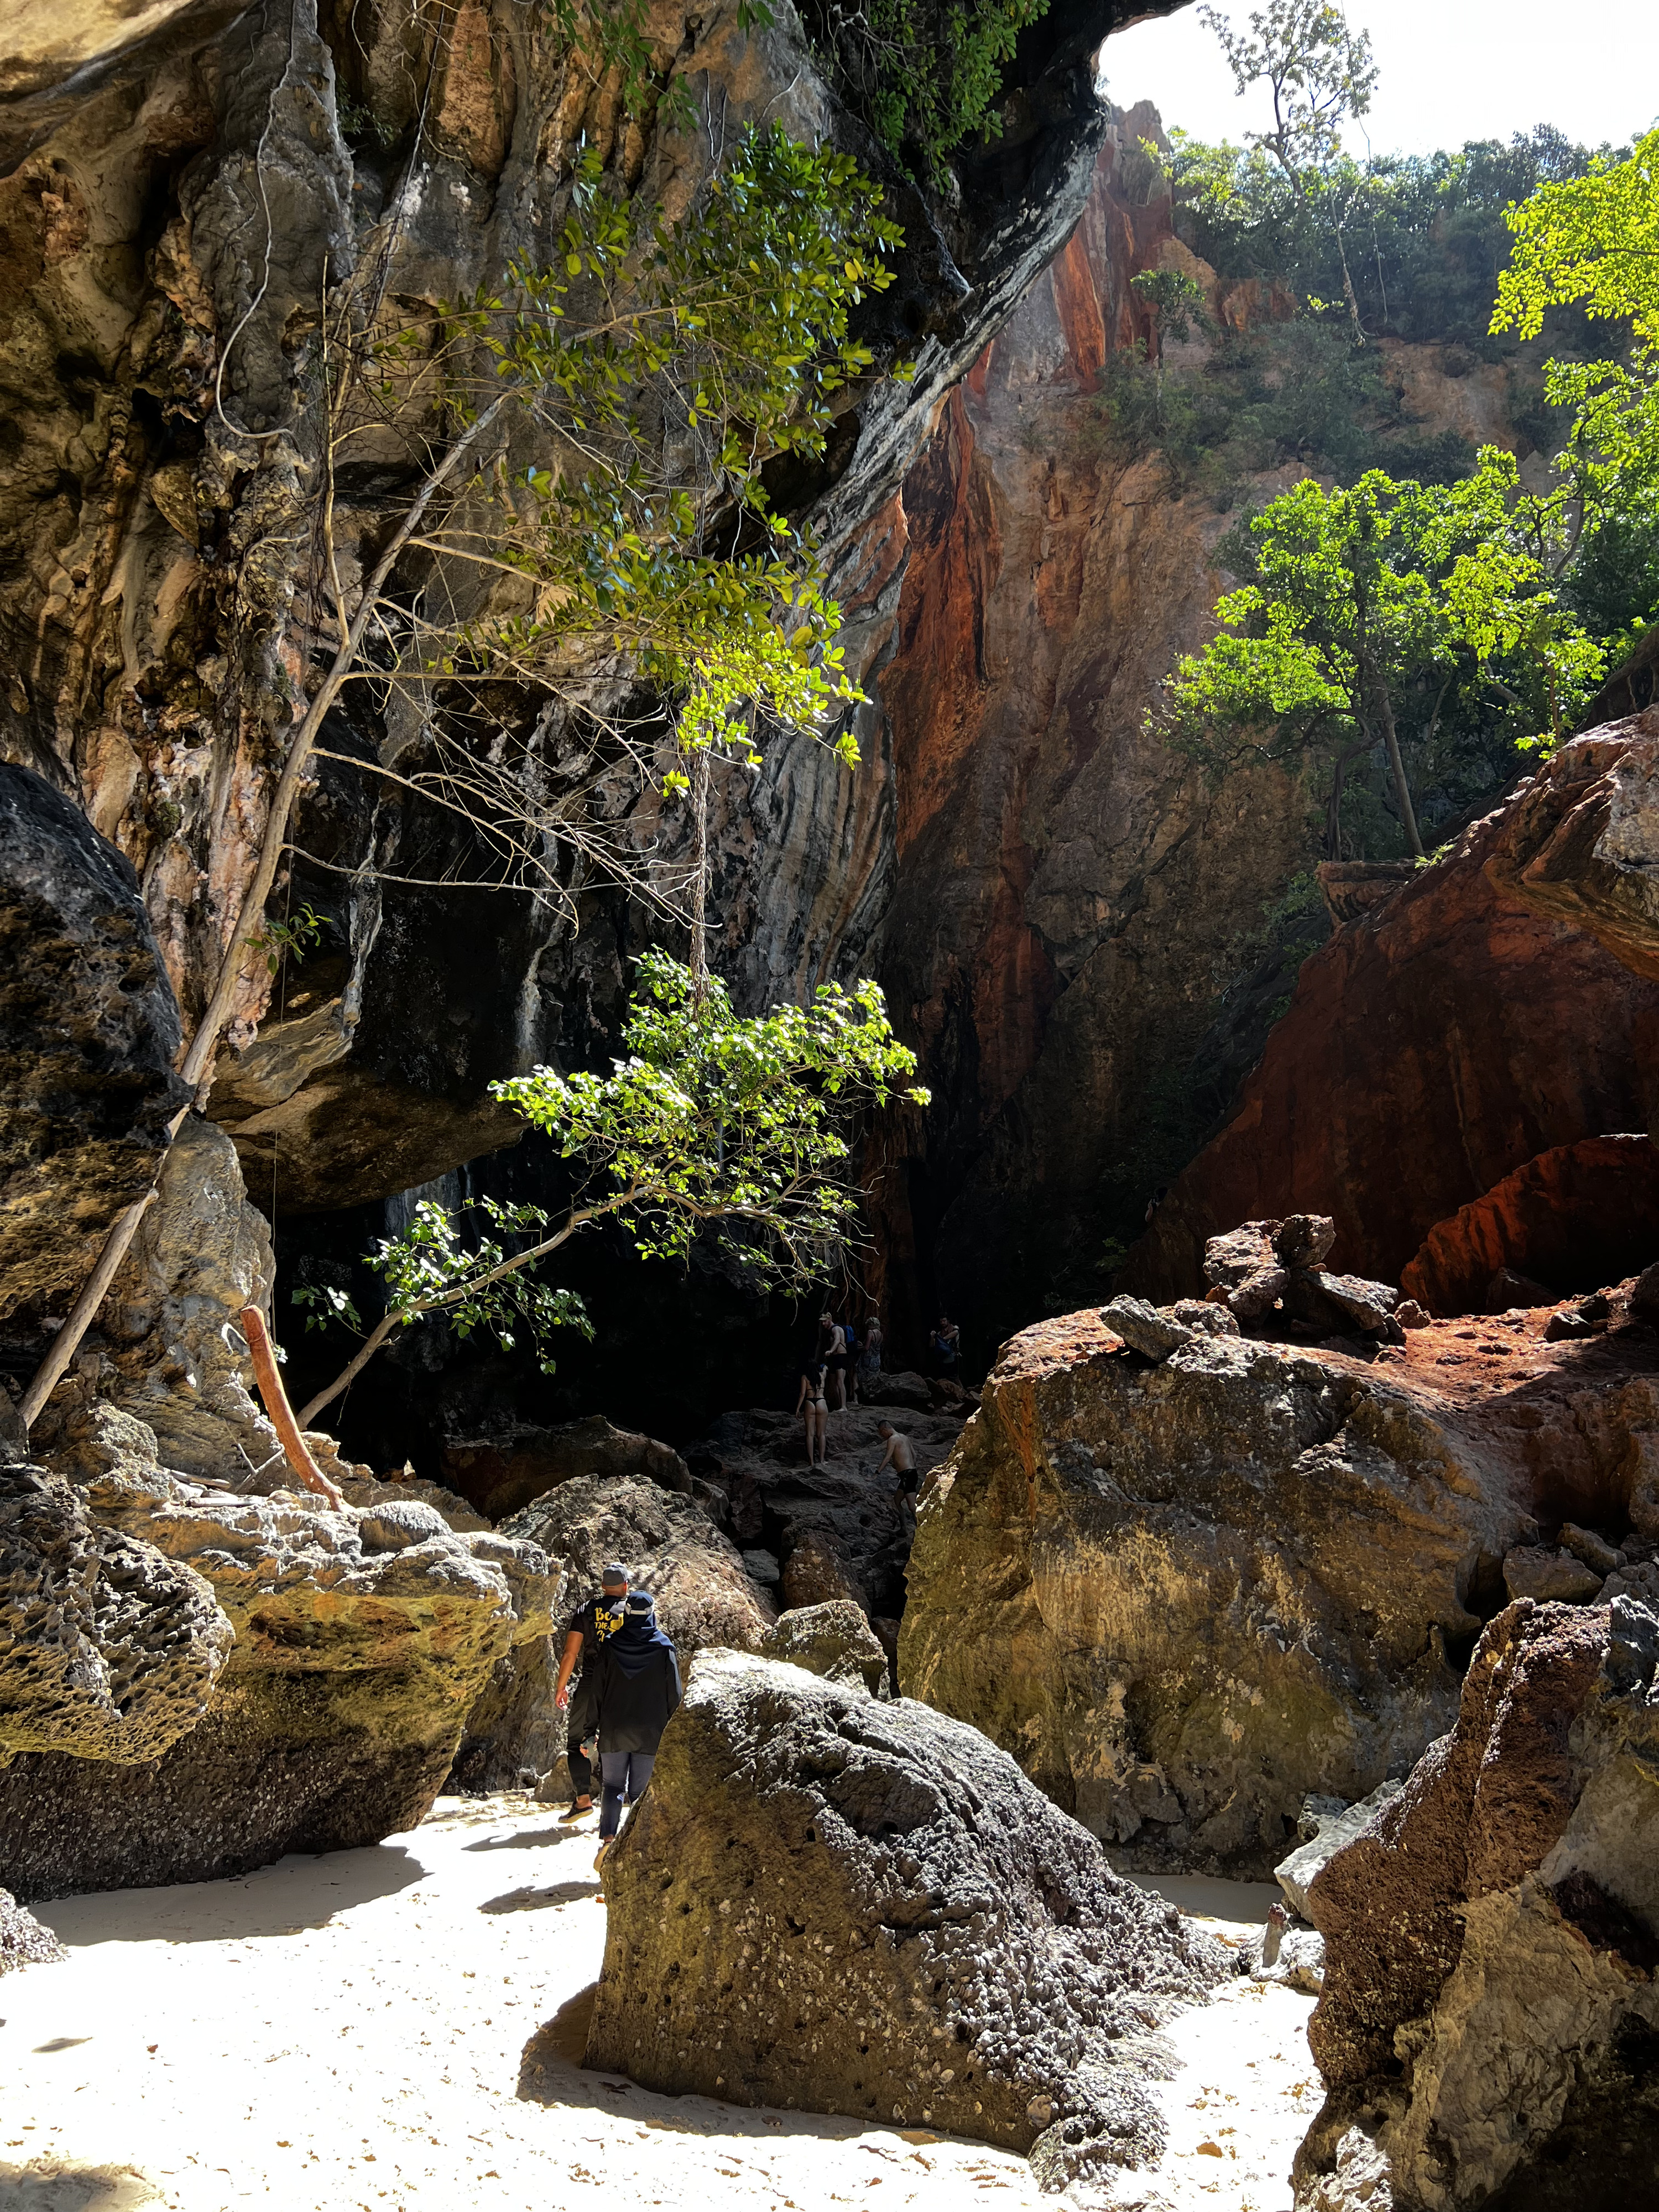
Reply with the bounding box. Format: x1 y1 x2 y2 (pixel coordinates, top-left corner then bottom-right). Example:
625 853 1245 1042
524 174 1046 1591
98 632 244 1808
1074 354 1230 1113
2 1799 1318 2212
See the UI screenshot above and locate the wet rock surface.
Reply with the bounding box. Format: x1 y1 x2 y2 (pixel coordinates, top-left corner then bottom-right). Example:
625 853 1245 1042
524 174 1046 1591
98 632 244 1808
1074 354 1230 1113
0 1413 556 1899
901 1291 1659 1875
586 1650 1227 2187
1295 1596 1659 2211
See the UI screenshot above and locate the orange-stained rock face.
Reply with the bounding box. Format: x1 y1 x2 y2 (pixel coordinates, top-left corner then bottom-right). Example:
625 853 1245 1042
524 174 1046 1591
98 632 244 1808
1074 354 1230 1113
1124 717 1659 1307
859 114 1311 1362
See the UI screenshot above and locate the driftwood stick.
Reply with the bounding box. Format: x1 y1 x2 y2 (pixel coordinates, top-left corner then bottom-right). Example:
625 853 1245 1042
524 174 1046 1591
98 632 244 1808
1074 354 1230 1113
18 1191 159 1429
240 1305 344 1506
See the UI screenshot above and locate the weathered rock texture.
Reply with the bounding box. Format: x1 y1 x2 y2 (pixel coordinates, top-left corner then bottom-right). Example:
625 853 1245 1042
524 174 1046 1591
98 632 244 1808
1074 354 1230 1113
585 1649 1226 2186
0 1886 67 1974
502 1474 773 1656
0 762 189 1322
900 1297 1659 1875
1295 1596 1659 2212
759 1599 890 1695
0 1410 557 1898
0 1460 231 1762
1126 721 1659 1306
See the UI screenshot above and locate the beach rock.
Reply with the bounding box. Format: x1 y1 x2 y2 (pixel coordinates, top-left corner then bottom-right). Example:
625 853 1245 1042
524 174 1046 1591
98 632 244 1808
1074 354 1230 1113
440 1416 692 1521
1275 1784 1403 1917
1486 1265 1558 1311
502 1474 773 1656
900 1308 1529 1875
1243 1912 1326 1995
0 1428 555 1898
740 1547 781 1586
1 1887 67 1974
1293 1597 1659 2211
1204 1222 1282 1288
585 1651 1227 2185
0 1463 231 1766
1559 1522 1624 1577
759 1601 890 1696
780 1528 872 1613
1275 1216 1338 1272
1502 1545 1605 1604
0 762 190 1323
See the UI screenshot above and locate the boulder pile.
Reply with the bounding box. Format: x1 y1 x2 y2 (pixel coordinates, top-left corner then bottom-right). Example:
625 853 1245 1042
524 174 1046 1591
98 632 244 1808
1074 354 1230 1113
585 1650 1226 2190
1295 1594 1659 2211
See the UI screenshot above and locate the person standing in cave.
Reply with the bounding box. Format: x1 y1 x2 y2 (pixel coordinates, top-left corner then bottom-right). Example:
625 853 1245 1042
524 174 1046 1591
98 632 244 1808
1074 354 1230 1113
552 1562 629 1824
819 1308 850 1410
875 1421 919 1536
590 1590 681 1876
841 1312 862 1402
858 1312 884 1400
795 1357 830 1469
930 1314 961 1383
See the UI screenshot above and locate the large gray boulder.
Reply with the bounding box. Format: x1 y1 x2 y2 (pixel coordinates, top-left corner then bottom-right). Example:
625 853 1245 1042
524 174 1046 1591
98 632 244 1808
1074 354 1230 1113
759 1599 890 1696
1275 1783 1404 1917
1294 1595 1659 2211
585 1651 1227 2190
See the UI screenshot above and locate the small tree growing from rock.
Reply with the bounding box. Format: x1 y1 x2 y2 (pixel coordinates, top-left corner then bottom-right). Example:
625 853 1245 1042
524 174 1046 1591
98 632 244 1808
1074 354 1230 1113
293 949 928 1425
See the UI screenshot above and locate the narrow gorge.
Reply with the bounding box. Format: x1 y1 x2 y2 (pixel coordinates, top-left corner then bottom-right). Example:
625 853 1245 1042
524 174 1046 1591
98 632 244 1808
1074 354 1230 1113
4 2 1659 2209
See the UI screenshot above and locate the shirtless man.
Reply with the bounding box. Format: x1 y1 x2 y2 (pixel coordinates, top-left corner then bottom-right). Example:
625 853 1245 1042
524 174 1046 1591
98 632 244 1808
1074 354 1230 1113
875 1422 919 1531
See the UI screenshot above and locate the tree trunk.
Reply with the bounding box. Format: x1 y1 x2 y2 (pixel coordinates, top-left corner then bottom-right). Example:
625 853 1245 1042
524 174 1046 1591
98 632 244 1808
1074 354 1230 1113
241 1305 343 1505
688 744 711 1005
1375 686 1425 858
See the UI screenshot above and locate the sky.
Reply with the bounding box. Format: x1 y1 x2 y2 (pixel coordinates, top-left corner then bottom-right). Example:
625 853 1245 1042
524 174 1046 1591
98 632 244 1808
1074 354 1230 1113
1101 0 1659 161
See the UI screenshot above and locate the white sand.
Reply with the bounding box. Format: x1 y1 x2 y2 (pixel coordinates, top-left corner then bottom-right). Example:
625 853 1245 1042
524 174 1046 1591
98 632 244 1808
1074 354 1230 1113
1 1798 1318 2212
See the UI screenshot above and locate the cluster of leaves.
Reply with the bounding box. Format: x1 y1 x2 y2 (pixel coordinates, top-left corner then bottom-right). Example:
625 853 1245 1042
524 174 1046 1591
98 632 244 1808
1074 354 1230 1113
1156 455 1610 857
293 952 928 1417
244 901 326 976
804 0 1050 182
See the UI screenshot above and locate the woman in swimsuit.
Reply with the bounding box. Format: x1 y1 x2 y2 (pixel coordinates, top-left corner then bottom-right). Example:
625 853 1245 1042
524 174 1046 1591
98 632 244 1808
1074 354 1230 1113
795 1360 830 1468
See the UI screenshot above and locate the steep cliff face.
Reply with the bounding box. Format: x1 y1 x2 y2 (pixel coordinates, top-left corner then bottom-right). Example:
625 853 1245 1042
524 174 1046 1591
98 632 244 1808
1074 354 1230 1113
1127 719 1659 1308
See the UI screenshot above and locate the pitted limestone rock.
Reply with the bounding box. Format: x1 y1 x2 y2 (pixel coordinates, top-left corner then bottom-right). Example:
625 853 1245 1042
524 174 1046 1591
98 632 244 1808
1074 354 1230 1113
759 1600 890 1695
1 1887 67 1974
0 1463 231 1764
585 1651 1226 2189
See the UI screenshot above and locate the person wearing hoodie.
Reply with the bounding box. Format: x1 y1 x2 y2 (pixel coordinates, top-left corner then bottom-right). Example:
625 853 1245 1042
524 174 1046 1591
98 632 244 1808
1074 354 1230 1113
589 1589 681 1866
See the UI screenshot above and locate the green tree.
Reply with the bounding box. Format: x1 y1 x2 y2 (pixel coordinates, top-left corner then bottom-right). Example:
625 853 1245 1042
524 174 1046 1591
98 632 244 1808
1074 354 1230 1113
1492 125 1659 514
293 950 928 1425
1199 0 1378 339
1156 456 1606 857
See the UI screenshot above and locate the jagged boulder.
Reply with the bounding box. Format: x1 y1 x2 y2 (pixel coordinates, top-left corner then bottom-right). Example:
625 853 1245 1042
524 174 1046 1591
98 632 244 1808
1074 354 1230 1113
900 1310 1531 1874
1294 1596 1659 2211
502 1474 773 1655
0 1416 556 1898
585 1651 1226 2188
1275 1783 1403 1917
0 1462 231 1763
759 1600 890 1695
0 761 190 1322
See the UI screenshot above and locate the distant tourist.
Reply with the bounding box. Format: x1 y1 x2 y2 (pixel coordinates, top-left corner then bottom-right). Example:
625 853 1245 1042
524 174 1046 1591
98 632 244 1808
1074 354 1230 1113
876 1421 920 1532
858 1312 884 1399
795 1357 830 1469
552 1561 630 1824
930 1314 961 1381
590 1590 681 1876
841 1312 862 1402
820 1307 850 1410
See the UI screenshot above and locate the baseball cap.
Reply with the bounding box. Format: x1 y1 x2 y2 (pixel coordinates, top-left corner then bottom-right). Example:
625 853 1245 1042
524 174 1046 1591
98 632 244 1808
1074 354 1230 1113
601 1562 629 1588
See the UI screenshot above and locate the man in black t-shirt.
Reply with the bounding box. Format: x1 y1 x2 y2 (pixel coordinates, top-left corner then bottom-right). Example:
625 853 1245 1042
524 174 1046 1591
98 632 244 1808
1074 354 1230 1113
552 1562 628 1823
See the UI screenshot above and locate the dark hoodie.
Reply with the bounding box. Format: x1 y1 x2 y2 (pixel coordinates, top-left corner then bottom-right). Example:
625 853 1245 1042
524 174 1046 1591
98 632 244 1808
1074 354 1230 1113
590 1597 682 1755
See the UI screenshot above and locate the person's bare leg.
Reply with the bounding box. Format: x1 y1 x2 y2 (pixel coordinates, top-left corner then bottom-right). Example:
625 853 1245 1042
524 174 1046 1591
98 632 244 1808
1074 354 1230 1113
816 1407 828 1465
802 1408 814 1463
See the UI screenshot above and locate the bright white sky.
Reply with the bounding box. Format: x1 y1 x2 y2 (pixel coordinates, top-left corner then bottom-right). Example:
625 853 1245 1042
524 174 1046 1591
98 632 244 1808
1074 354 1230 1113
1102 0 1659 160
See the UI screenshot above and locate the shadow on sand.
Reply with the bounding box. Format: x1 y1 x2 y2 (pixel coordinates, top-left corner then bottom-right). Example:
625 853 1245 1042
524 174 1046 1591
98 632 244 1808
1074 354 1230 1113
479 1880 601 1914
31 1844 426 1948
